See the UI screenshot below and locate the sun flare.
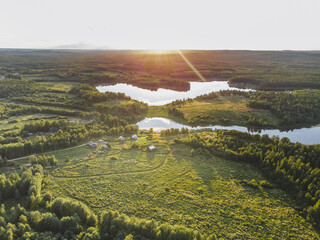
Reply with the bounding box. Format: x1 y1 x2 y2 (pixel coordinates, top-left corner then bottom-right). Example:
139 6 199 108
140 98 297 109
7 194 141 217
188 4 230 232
144 49 176 54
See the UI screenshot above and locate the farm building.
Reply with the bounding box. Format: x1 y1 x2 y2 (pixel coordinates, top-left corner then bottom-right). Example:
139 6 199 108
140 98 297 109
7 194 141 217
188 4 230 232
98 151 104 154
119 136 125 141
132 134 138 139
102 144 108 149
148 145 155 151
98 139 105 143
88 141 98 148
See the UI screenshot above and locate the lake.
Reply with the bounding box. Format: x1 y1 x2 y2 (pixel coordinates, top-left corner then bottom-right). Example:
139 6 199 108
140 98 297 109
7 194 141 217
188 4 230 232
137 117 320 145
97 81 320 144
96 81 251 105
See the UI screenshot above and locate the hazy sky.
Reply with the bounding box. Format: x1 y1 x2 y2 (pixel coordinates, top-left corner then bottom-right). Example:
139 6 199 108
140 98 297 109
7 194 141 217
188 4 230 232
1 0 319 50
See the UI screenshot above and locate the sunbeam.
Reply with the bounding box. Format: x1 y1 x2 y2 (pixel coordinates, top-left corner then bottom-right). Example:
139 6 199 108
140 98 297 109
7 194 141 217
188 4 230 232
177 50 206 82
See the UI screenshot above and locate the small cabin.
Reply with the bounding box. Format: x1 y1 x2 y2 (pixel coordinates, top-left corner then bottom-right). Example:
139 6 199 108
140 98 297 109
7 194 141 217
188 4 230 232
98 150 104 154
148 145 155 151
98 139 105 143
102 144 108 149
132 134 138 140
88 141 98 148
119 136 125 141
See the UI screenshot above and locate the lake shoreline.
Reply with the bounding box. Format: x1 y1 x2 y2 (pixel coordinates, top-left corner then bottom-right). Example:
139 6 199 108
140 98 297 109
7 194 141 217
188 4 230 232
137 117 320 145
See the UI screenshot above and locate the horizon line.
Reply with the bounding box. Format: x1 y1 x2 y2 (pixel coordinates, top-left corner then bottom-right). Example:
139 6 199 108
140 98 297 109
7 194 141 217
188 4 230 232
0 47 320 52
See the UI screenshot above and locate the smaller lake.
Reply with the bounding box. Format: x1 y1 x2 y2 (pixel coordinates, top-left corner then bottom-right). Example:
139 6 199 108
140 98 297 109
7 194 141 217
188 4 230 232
137 117 320 145
96 81 250 105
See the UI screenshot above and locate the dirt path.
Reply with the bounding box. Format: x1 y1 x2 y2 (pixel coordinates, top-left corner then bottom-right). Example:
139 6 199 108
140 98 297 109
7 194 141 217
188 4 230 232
50 152 170 209
52 156 168 179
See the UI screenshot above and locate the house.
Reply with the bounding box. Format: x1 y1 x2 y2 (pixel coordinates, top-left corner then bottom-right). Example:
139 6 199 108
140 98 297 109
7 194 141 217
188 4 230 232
102 145 108 149
132 134 138 140
148 145 155 151
88 141 98 148
98 150 104 154
0 75 5 80
119 136 125 141
98 139 105 143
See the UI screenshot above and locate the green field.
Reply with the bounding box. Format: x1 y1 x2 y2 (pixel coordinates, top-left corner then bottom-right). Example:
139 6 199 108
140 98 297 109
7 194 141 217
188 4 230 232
147 95 281 128
44 133 319 239
178 95 280 127
40 81 78 92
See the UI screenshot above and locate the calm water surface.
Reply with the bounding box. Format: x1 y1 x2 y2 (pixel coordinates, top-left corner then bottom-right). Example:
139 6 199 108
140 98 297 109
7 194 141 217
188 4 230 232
97 81 320 144
96 81 250 105
137 117 320 145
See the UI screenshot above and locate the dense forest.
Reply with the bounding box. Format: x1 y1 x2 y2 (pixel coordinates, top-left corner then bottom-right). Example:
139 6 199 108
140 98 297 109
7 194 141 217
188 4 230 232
1 49 320 90
247 90 320 126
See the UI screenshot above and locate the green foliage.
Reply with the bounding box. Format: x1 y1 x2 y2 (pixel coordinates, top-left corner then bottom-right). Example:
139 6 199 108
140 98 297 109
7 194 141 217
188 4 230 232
177 130 320 227
247 90 320 126
30 155 57 167
71 84 129 104
0 78 40 98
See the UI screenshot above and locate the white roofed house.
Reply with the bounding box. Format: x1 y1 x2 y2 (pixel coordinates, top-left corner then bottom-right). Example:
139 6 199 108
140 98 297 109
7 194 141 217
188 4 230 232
102 144 108 149
98 139 105 143
132 134 138 140
119 136 125 141
148 145 155 151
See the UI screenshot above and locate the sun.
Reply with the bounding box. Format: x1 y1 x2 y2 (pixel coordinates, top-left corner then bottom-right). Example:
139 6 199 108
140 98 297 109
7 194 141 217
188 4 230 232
144 49 177 54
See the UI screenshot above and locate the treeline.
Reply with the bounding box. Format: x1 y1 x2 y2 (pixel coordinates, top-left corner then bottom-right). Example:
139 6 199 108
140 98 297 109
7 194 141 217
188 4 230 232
0 165 44 208
126 77 191 92
0 118 139 160
71 84 148 119
228 70 320 90
11 93 87 111
99 210 216 240
160 128 190 136
22 119 69 134
0 103 84 120
195 90 249 101
0 166 216 239
95 101 148 120
228 77 259 86
61 71 118 85
0 126 89 160
30 155 57 167
247 90 320 125
0 165 99 239
70 84 129 104
0 78 41 98
175 130 320 227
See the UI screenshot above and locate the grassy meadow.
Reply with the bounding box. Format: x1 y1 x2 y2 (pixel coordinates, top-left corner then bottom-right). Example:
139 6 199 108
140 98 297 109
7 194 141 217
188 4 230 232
178 95 280 127
43 132 320 239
